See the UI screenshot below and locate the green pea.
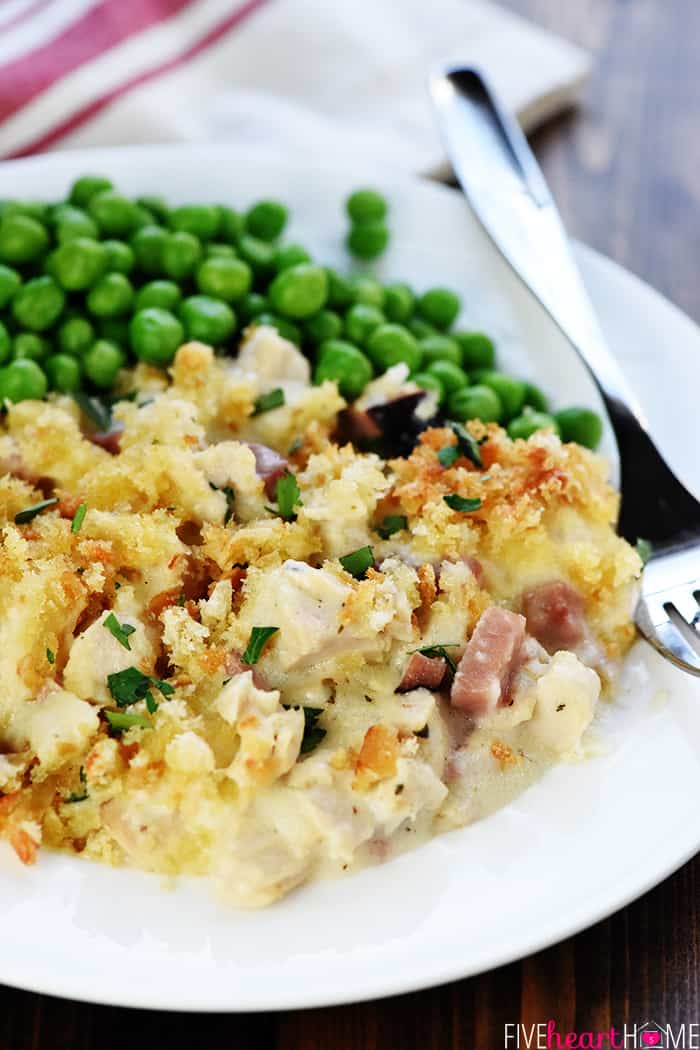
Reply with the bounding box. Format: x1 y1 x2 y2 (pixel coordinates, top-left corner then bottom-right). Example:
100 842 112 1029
419 334 462 367
136 195 169 224
315 340 373 399
554 406 603 450
12 276 65 331
169 203 220 241
131 205 157 230
448 384 502 424
325 268 354 309
179 295 236 345
346 221 389 261
45 352 82 392
508 409 561 441
88 190 139 236
237 234 276 275
50 237 106 291
161 231 202 280
53 205 99 243
305 309 342 345
417 287 461 330
83 340 124 389
99 318 129 347
87 273 134 319
13 332 50 361
130 308 184 366
384 282 415 323
469 368 492 385
268 263 328 319
132 225 168 275
238 292 269 323
102 239 135 275
344 303 385 346
70 175 113 209
454 330 496 370
0 322 10 364
134 280 182 312
196 255 251 302
58 316 94 356
0 358 47 402
408 317 437 341
0 214 48 264
351 276 385 309
480 371 526 421
254 313 301 346
523 382 549 413
218 206 244 243
346 189 388 223
412 371 444 403
426 359 468 395
4 200 49 222
274 243 311 271
245 200 288 241
205 243 236 258
0 264 21 308
366 323 420 373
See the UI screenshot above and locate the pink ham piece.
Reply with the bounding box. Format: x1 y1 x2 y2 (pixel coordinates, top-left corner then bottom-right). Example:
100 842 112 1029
450 607 526 716
245 442 289 499
522 581 586 652
396 651 447 693
86 423 123 455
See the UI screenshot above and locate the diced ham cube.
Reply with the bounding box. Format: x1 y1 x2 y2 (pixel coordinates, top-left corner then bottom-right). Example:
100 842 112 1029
244 442 289 498
522 581 586 652
86 424 123 455
450 607 526 716
396 651 447 693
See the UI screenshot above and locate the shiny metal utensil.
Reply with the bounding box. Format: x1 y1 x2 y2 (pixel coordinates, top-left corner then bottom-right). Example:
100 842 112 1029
430 66 700 675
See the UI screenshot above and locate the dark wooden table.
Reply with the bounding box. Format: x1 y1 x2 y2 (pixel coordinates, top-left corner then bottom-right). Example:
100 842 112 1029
3 1 699 1045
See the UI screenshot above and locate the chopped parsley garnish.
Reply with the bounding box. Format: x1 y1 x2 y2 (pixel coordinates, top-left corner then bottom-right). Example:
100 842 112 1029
222 485 235 525
106 666 174 710
73 392 112 431
437 444 460 468
636 537 652 565
14 497 59 524
443 494 482 513
274 472 302 521
242 626 279 665
282 706 327 755
410 643 461 675
339 545 374 579
103 613 136 650
252 387 285 415
446 420 484 468
105 710 152 734
152 677 175 697
66 766 88 803
288 437 303 455
46 647 55 665
300 707 326 753
71 502 87 534
376 515 407 539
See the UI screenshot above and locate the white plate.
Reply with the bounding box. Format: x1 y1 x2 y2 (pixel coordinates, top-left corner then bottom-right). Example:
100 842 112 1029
1 145 699 1012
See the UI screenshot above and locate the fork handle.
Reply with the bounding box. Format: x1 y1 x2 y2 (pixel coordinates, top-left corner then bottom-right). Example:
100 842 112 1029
430 67 700 548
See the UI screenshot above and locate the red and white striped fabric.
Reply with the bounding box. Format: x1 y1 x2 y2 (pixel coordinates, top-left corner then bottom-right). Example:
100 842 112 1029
0 0 590 173
0 0 269 157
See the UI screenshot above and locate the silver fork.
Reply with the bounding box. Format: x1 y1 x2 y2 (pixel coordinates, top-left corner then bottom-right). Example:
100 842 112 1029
430 66 700 675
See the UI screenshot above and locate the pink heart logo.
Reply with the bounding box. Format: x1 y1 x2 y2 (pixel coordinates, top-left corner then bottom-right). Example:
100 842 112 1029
642 1034 661 1047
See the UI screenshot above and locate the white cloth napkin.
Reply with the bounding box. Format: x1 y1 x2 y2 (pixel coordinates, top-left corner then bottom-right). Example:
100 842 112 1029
37 0 590 175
